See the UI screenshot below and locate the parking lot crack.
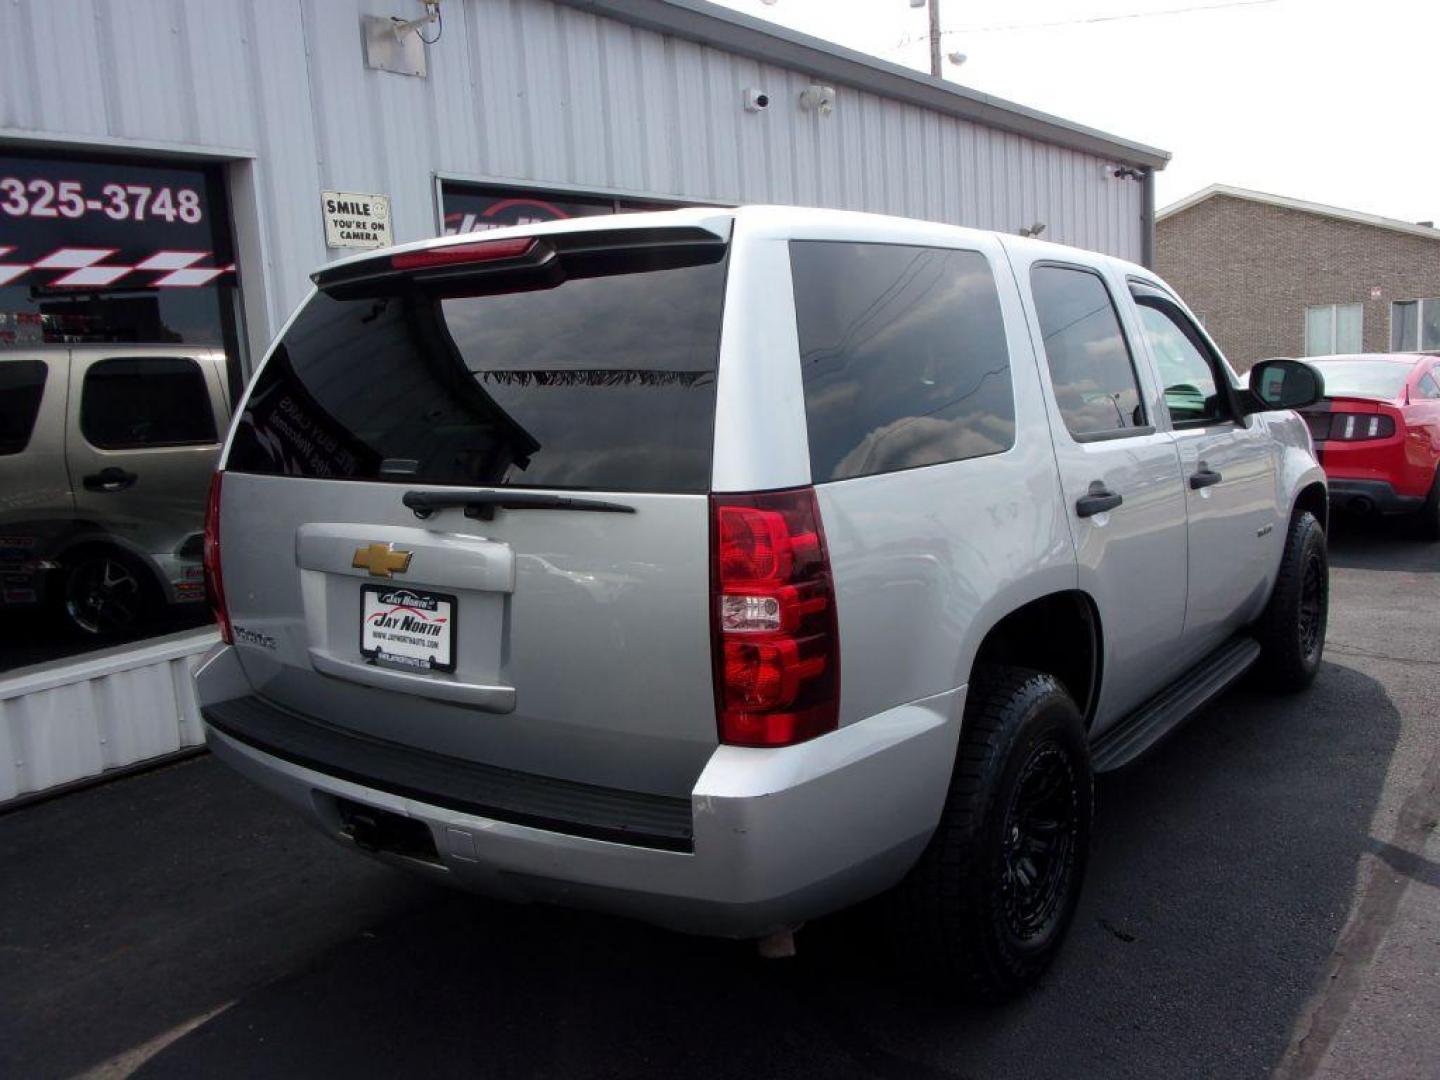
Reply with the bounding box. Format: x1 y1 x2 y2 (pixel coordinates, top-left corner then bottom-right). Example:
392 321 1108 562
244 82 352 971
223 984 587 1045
1324 641 1438 667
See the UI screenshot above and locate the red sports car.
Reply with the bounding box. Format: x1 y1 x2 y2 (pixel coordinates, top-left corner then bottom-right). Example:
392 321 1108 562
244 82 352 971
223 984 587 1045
1300 354 1440 538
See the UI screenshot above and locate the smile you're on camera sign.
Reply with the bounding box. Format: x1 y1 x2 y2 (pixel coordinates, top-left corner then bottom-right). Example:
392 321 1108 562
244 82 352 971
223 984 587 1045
321 190 392 249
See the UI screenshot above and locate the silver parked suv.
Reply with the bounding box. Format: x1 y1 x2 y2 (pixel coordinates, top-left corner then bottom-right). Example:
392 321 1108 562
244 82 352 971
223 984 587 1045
195 207 1329 999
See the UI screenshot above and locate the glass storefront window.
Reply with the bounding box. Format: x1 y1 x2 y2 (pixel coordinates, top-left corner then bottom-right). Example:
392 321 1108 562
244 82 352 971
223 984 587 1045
439 180 681 235
1 152 240 667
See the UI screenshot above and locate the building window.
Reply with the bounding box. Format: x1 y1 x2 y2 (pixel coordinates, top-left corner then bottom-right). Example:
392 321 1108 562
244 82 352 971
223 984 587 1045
438 181 680 235
1391 299 1440 352
1304 303 1362 356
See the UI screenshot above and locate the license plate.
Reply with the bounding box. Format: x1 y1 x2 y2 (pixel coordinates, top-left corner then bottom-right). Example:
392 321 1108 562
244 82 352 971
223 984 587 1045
360 585 456 673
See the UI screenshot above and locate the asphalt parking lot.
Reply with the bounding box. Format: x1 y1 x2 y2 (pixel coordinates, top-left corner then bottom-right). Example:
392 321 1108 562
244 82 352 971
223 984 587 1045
2 519 1437 1080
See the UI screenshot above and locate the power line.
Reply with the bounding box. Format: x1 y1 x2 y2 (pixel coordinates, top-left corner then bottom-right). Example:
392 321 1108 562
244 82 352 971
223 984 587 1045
894 0 1277 46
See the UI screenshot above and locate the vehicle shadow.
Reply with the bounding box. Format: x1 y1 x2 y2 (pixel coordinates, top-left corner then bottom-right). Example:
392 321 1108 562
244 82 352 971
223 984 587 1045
1327 513 1438 572
134 661 1402 1080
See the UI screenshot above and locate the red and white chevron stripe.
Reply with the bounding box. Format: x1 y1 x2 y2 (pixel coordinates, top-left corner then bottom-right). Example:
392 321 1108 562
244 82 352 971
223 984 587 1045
0 248 235 289
0 247 26 287
34 247 130 287
133 251 232 287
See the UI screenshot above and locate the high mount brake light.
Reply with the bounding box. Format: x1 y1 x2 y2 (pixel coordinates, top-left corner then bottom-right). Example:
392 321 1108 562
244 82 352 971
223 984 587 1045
203 471 232 645
710 488 839 747
390 237 536 270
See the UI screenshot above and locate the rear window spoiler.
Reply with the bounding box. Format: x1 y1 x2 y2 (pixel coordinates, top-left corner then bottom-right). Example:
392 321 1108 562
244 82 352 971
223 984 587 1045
311 225 731 296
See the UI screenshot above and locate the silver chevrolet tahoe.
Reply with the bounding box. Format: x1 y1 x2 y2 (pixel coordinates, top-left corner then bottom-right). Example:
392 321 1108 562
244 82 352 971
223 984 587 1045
194 207 1329 1000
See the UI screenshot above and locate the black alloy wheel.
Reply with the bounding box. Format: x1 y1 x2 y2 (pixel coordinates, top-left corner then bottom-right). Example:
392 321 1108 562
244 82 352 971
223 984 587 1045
1000 741 1081 945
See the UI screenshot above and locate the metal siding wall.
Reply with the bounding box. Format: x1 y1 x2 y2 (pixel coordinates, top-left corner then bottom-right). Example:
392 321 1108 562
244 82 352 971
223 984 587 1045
0 0 1144 350
0 632 214 804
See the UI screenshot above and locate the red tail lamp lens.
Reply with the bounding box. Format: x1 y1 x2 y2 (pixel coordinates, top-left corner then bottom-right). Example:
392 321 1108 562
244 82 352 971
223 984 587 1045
718 505 792 581
203 470 232 645
711 488 839 747
391 237 535 270
1328 413 1396 441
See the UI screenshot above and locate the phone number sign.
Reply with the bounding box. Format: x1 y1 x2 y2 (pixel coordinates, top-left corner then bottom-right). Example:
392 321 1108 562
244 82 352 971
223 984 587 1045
0 154 234 290
1 177 204 224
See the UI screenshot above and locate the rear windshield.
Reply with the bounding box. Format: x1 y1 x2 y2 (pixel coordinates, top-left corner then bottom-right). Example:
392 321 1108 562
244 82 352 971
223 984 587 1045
1309 360 1410 401
226 243 728 492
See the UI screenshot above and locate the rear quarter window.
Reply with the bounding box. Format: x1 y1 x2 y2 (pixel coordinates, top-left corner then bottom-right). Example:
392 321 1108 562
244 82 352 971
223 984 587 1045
81 356 217 449
0 360 48 455
789 241 1015 482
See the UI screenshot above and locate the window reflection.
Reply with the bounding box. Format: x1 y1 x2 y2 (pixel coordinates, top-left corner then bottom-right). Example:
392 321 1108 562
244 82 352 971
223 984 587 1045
1031 265 1145 438
791 241 1015 481
229 248 729 493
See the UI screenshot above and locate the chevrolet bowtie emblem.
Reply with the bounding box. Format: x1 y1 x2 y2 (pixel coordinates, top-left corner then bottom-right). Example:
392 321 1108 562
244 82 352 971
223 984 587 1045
352 542 413 578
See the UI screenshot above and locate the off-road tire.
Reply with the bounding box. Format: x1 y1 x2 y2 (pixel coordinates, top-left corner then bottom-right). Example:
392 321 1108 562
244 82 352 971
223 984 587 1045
1254 510 1328 691
1415 469 1440 542
887 666 1092 1002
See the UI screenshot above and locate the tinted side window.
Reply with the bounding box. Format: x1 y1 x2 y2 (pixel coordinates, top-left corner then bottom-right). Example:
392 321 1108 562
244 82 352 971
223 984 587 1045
1031 265 1145 438
0 360 48 455
1134 300 1228 425
1418 373 1440 400
81 357 217 449
790 241 1014 482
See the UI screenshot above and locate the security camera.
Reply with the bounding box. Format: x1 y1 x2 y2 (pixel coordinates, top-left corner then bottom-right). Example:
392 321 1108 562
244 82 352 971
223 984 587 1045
799 84 836 116
744 88 771 113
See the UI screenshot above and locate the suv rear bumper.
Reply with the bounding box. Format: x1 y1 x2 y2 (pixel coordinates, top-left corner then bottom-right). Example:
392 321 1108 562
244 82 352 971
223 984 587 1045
198 647 961 939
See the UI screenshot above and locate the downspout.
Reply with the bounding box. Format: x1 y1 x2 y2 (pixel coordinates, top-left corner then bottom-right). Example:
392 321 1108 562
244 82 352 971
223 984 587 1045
1141 167 1156 268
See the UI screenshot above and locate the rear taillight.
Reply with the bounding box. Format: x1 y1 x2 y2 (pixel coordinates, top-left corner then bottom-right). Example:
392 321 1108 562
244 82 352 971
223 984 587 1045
1326 413 1396 441
710 488 839 747
203 470 232 645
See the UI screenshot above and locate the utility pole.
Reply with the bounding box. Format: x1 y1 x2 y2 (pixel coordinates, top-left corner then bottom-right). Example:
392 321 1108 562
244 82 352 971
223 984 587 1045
928 0 942 76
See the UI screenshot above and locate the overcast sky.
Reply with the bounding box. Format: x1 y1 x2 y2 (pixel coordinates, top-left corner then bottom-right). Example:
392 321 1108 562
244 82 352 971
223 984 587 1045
713 0 1439 224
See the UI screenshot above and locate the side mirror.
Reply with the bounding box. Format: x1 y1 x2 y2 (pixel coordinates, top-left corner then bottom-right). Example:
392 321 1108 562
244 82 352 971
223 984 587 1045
1247 358 1325 412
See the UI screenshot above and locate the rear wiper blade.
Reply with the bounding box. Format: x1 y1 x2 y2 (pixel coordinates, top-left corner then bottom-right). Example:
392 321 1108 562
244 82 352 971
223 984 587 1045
403 490 636 522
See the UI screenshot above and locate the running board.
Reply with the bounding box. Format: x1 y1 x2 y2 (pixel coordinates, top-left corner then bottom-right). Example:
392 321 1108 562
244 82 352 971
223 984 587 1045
1090 636 1261 773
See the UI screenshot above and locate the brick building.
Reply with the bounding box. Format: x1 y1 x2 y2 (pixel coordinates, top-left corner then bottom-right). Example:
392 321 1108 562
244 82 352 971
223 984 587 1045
1155 184 1440 370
